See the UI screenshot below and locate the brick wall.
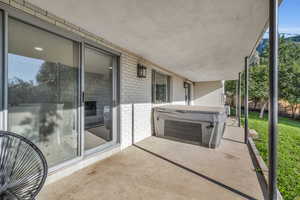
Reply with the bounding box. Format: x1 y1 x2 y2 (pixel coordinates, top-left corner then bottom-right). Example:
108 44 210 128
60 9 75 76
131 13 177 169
1 0 191 150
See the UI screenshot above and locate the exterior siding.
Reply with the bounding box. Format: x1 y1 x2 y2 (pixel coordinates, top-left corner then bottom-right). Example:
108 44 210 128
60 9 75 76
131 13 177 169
119 53 153 149
1 0 190 151
193 81 225 107
171 76 186 105
120 53 188 149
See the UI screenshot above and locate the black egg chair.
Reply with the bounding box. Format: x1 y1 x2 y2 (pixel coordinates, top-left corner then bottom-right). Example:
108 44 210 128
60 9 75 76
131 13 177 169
0 131 48 200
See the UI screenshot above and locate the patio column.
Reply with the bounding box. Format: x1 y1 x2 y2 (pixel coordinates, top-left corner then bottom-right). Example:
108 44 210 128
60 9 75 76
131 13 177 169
268 0 279 199
244 57 249 144
237 72 242 127
235 79 238 119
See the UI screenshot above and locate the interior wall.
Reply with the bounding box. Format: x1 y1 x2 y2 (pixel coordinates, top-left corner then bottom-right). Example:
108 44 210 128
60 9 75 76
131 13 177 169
193 81 224 107
85 71 112 126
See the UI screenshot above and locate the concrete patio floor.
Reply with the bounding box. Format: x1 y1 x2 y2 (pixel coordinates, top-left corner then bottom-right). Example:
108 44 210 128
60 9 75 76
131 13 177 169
38 121 265 200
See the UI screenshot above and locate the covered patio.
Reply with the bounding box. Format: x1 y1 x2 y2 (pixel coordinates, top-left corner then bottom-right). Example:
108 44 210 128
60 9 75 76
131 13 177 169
0 0 282 199
38 120 266 200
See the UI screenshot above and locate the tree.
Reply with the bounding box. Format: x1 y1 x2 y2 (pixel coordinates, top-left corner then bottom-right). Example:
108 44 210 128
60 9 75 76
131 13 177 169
225 80 237 107
249 51 260 66
8 78 35 106
225 36 300 119
261 36 300 118
283 63 300 118
249 64 268 118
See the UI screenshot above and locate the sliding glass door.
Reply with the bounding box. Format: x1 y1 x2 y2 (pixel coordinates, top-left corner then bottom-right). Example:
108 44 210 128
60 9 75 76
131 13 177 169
2 13 119 169
83 46 117 152
7 18 80 167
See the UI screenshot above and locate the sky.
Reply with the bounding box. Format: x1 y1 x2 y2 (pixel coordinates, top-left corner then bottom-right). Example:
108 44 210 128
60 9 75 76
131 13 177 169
8 53 43 85
279 0 300 36
264 0 300 38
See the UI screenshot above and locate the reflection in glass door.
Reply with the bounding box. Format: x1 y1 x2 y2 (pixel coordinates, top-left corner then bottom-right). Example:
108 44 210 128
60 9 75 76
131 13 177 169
7 18 80 167
84 47 114 151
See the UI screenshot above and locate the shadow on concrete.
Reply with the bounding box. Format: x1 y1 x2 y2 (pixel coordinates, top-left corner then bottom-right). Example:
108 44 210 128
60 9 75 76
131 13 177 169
133 144 258 200
222 137 245 144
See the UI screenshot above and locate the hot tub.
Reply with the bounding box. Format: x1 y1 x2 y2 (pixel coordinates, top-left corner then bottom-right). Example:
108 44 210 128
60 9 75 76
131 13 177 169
153 105 227 148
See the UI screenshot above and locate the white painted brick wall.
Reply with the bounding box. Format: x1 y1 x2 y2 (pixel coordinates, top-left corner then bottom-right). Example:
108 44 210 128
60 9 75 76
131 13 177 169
120 53 153 149
171 76 186 105
120 53 188 149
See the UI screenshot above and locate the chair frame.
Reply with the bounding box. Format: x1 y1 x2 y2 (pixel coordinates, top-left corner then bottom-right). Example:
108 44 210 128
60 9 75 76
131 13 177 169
0 131 48 199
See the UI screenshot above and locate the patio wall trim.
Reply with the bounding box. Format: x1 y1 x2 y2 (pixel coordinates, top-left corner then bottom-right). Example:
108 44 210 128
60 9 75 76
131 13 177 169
248 137 283 200
45 144 121 185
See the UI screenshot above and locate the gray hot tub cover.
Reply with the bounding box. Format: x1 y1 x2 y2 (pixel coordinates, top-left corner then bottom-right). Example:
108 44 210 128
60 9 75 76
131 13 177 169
153 105 227 148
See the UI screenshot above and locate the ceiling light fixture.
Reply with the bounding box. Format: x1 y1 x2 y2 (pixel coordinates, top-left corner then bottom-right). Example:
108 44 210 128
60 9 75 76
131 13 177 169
34 47 43 51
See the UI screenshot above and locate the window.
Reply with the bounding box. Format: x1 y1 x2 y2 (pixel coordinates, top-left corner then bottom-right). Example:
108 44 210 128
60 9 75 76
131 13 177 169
152 70 171 103
7 18 80 167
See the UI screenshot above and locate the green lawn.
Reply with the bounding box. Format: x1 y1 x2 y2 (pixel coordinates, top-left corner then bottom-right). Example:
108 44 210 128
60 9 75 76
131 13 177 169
243 112 300 200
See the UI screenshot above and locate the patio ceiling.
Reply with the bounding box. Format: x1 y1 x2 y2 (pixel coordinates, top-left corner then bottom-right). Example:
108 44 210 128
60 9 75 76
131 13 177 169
28 0 268 82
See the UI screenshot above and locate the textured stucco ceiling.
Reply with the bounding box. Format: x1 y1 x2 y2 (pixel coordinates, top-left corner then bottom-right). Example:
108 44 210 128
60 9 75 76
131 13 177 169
28 0 268 82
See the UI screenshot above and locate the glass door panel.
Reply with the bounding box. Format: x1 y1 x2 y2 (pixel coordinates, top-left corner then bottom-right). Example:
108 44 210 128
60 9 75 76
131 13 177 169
84 47 114 151
7 18 80 167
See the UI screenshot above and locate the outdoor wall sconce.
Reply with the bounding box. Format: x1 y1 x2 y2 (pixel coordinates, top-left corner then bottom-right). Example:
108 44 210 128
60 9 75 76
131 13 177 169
137 64 147 78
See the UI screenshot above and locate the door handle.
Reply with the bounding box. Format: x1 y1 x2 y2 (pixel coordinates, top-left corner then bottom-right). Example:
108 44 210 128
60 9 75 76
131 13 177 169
112 100 117 107
82 92 85 103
